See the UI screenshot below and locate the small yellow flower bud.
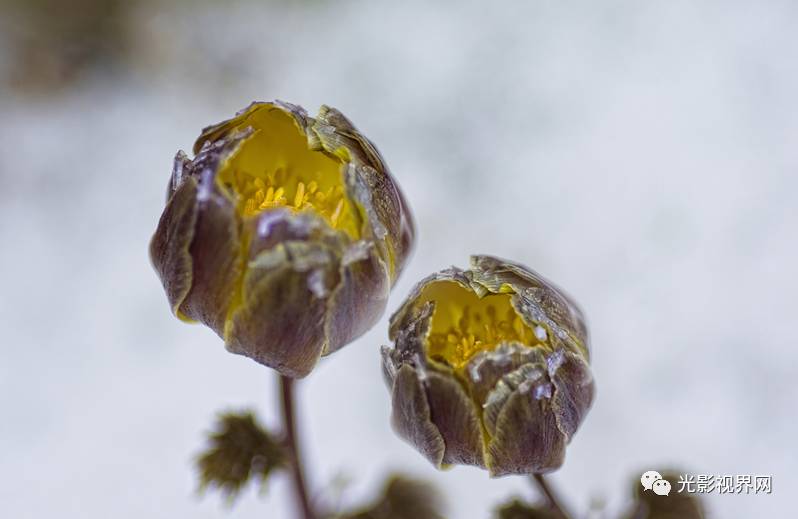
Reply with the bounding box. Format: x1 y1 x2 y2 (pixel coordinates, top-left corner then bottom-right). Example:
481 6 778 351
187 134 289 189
382 255 594 476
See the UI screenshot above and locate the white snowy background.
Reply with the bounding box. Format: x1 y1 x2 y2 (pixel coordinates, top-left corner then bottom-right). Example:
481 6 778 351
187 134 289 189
1 1 796 518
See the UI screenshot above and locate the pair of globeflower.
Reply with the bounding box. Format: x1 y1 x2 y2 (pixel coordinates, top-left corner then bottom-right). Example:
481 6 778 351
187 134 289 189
150 101 595 477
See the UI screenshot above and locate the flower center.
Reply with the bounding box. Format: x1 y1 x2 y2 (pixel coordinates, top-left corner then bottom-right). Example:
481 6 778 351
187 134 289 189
215 106 361 239
420 281 543 369
231 169 349 225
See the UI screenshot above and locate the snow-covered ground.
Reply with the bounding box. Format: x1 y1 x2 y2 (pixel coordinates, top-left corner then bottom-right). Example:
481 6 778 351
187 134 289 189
1 1 796 517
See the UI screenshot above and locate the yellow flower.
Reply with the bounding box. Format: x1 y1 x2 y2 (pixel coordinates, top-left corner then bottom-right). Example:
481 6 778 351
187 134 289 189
382 255 594 476
151 101 415 377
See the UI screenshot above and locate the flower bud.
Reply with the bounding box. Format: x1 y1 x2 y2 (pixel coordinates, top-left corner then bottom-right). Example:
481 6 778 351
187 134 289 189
151 101 415 378
382 255 594 476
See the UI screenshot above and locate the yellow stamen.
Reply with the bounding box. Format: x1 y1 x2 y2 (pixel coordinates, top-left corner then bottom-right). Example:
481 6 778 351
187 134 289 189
331 199 344 226
294 182 305 208
421 281 546 370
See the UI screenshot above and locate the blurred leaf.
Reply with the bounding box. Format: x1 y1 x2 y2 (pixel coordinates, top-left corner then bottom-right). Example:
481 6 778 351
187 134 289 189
337 475 445 519
494 498 560 519
621 471 705 519
196 410 286 502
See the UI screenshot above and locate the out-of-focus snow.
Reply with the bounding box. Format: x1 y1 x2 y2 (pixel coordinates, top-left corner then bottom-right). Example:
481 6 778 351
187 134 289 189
1 1 796 517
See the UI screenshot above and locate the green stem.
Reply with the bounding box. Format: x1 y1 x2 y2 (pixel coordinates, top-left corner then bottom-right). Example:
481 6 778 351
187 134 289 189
280 375 316 519
531 474 571 519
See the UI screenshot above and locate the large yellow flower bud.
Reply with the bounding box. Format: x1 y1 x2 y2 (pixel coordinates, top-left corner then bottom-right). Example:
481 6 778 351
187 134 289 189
151 101 415 378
